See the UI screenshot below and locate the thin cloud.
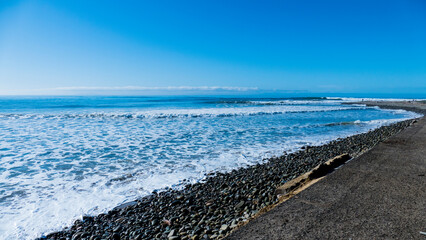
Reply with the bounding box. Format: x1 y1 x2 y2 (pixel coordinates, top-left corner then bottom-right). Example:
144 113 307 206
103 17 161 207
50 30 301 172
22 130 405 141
49 86 259 91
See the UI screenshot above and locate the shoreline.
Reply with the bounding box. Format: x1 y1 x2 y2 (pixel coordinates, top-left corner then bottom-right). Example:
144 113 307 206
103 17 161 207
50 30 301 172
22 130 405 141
227 101 426 239
345 100 426 115
39 102 424 240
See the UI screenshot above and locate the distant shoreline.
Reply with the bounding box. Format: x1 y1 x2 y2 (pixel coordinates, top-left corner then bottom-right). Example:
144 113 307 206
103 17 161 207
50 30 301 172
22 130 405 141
39 102 423 240
352 100 426 115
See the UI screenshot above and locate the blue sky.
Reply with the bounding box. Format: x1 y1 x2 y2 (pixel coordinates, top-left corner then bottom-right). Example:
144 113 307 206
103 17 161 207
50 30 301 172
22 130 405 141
0 0 425 96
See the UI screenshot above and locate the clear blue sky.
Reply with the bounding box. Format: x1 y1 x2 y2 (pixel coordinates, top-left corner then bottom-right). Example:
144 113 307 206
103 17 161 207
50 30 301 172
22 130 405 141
0 0 425 96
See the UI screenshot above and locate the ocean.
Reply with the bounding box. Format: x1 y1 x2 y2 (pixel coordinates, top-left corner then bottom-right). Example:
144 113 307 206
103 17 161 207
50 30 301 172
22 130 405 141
0 96 421 239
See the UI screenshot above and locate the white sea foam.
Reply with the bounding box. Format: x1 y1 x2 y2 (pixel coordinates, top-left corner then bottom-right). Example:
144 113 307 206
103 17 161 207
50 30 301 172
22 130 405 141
0 105 363 120
245 100 343 105
333 97 426 102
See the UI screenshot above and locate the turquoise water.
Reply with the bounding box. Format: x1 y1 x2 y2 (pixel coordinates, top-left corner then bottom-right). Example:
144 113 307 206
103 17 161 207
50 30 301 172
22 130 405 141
0 96 421 239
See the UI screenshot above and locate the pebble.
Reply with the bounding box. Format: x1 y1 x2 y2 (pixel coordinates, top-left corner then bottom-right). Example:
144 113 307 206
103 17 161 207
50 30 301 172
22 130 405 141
220 225 229 231
168 229 177 238
235 201 245 209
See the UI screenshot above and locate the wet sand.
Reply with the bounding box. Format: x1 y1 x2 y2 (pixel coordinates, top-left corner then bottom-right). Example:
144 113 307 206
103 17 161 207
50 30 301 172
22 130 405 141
227 101 426 240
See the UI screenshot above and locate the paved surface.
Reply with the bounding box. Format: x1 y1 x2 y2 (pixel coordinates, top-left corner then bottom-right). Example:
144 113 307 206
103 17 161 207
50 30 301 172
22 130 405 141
227 102 426 240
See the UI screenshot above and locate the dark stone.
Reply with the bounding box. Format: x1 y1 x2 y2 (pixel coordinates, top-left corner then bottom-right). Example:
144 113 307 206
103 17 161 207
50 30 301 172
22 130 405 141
235 201 245 209
111 233 120 240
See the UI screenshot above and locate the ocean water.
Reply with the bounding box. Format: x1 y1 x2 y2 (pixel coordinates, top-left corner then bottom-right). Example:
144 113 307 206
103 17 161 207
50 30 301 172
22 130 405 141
0 96 421 239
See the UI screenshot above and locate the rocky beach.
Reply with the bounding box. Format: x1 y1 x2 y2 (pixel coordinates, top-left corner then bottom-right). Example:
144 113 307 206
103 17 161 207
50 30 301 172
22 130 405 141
37 101 425 240
227 101 426 239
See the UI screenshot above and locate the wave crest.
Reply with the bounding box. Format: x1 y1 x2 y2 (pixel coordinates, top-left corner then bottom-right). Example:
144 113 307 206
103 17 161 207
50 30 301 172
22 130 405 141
0 106 365 120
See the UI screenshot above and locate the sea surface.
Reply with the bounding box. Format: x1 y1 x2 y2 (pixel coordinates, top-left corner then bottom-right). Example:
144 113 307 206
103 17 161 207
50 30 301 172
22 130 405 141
0 96 422 239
